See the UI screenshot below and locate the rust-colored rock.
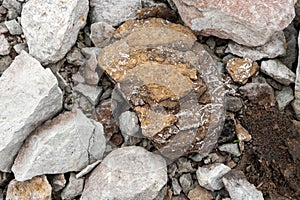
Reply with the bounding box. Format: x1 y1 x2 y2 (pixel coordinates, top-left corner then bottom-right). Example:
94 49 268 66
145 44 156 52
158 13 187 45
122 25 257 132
98 18 225 160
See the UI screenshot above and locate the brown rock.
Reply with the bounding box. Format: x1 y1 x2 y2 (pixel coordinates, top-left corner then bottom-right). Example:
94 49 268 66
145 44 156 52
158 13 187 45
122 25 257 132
188 186 213 200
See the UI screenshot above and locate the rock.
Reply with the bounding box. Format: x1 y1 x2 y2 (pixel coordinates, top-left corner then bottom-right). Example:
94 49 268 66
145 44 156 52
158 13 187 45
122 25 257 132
172 178 182 195
222 170 264 200
261 59 295 86
218 143 241 157
0 172 12 187
239 83 275 108
4 19 22 35
89 0 142 26
74 83 103 106
49 174 66 192
84 52 101 85
0 51 62 172
61 173 84 200
12 109 106 181
226 58 259 85
0 34 10 55
188 186 213 200
0 55 12 75
76 160 101 179
196 163 231 191
153 185 168 200
292 32 300 120
13 43 27 54
2 0 21 19
225 95 243 112
235 122 251 142
119 111 140 137
90 22 115 48
6 175 52 200
275 86 294 110
66 47 85 66
176 157 195 174
179 173 193 194
21 0 89 64
172 0 296 47
225 31 286 60
292 100 300 120
81 146 167 200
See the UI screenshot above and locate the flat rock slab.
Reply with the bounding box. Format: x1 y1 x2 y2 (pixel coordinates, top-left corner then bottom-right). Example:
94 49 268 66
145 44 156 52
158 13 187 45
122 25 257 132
81 146 167 200
173 0 296 46
21 0 89 64
12 109 106 181
0 51 62 172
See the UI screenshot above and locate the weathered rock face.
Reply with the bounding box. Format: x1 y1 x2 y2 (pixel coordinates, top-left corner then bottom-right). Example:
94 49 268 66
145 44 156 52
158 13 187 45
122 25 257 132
21 0 89 64
172 0 296 47
0 51 62 172
81 146 167 200
98 18 225 160
12 109 106 181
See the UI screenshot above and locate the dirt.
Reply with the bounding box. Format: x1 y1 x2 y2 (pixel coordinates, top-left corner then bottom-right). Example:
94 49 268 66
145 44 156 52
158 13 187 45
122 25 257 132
238 103 300 199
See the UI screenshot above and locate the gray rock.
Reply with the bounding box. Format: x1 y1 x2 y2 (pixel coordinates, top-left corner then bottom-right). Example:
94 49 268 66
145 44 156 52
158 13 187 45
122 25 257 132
0 55 12 75
223 170 264 200
81 47 101 59
12 109 106 181
0 172 12 187
50 174 66 192
66 47 85 66
196 163 231 191
225 31 286 60
90 0 142 26
295 34 300 101
261 59 295 86
13 43 27 54
83 52 101 85
0 34 10 55
275 86 294 110
61 173 84 200
2 0 21 19
81 146 167 200
4 19 22 35
176 157 195 174
225 96 243 112
188 186 213 200
292 100 300 120
90 22 115 48
172 178 182 195
119 111 140 137
218 143 241 157
75 160 101 179
153 185 168 200
179 173 193 194
74 83 103 106
0 51 62 172
21 0 89 64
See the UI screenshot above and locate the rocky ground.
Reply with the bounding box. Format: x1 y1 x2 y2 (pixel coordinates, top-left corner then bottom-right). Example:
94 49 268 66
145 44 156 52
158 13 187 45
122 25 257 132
0 0 300 200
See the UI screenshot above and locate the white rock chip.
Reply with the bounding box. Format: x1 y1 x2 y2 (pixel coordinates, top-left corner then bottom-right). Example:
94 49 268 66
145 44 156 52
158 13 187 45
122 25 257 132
275 86 294 110
12 109 106 181
74 83 103 106
218 143 241 157
61 173 84 200
90 22 115 48
119 111 140 136
0 34 10 55
223 170 264 200
90 0 142 26
196 163 231 191
261 59 296 86
226 31 286 60
0 51 62 172
21 0 89 64
81 146 167 200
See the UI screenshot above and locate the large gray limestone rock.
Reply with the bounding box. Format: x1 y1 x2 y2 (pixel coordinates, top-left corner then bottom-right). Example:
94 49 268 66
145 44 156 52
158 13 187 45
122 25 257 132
21 0 89 64
81 146 167 200
12 109 106 181
0 51 62 172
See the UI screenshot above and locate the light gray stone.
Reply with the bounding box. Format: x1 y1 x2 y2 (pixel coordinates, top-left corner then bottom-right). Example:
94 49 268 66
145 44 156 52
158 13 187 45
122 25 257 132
12 109 106 181
2 0 21 19
76 160 101 179
0 51 62 172
119 111 140 137
0 34 10 55
179 173 193 194
226 31 286 60
196 163 231 191
4 19 22 35
295 33 300 101
50 174 66 192
172 178 182 195
275 86 294 110
83 52 101 85
66 47 85 66
223 170 264 200
21 0 89 64
81 47 101 59
0 55 12 75
292 100 300 120
90 22 115 48
74 83 103 106
61 173 84 200
218 143 241 157
90 0 142 26
13 43 27 54
81 146 167 200
261 59 296 86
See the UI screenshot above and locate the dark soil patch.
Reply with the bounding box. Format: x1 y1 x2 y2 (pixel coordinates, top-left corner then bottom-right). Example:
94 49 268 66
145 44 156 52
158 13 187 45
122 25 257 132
238 104 300 199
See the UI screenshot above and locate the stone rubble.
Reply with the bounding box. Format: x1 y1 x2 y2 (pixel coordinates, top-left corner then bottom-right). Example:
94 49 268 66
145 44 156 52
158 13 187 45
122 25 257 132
61 173 85 200
218 143 241 157
90 22 115 48
49 174 66 193
275 86 294 110
0 34 10 55
74 83 103 106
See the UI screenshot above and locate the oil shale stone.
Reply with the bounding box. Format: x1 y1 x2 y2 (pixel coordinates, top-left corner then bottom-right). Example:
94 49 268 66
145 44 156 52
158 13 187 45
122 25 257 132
0 51 62 172
6 175 52 200
21 0 89 64
12 109 106 181
81 146 167 200
98 18 225 160
172 0 296 47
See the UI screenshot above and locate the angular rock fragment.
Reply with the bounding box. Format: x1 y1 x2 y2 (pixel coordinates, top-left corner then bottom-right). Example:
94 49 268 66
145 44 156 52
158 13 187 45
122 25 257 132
293 33 300 120
0 51 62 172
98 18 225 160
81 146 167 200
12 109 106 181
21 0 89 64
261 59 295 86
218 143 241 157
6 175 52 200
61 173 84 200
4 19 22 35
74 83 103 106
119 111 141 137
275 86 294 110
172 0 296 46
0 34 10 55
90 22 115 48
188 186 213 200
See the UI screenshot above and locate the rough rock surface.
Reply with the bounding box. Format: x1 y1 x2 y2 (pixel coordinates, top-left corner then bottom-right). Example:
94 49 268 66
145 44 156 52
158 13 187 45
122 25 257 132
61 173 84 200
21 0 89 64
218 143 241 157
0 51 62 172
223 170 264 200
119 111 140 136
0 34 10 55
188 186 213 200
74 83 103 106
4 19 22 35
89 0 142 26
12 109 106 181
172 0 296 46
6 175 52 200
293 33 300 120
90 22 115 48
81 146 167 200
261 59 296 86
275 86 294 110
